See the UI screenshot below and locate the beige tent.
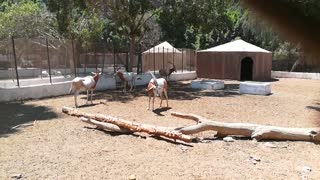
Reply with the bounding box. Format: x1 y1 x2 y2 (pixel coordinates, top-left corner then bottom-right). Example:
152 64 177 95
142 41 184 72
197 40 272 81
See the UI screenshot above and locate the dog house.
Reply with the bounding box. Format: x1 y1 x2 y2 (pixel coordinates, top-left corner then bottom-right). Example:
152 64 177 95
142 41 182 72
197 40 272 81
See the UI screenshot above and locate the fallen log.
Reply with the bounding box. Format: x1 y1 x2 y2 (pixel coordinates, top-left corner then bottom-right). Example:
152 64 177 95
62 107 320 143
80 117 131 133
171 112 320 142
62 107 195 142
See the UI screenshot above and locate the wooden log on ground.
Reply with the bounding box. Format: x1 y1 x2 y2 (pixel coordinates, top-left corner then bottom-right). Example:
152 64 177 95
80 117 131 133
62 107 195 142
171 112 320 142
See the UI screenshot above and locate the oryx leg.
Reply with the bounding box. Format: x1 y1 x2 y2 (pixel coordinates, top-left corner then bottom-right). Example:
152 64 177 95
159 93 164 107
164 90 169 107
86 90 89 104
90 89 93 104
74 91 79 108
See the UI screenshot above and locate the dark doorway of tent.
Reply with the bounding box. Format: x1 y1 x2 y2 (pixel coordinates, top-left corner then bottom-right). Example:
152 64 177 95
240 57 253 81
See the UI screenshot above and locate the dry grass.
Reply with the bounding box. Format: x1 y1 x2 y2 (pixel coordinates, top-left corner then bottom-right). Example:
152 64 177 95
0 78 320 179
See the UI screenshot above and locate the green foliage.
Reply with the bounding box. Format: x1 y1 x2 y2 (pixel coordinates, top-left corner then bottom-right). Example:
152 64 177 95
45 0 86 37
0 0 57 39
107 0 159 42
158 0 237 49
273 42 299 61
70 11 105 50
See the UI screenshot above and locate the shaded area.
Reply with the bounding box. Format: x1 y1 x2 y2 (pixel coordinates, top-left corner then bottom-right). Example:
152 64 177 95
240 57 253 81
84 126 193 146
306 102 320 127
152 107 172 116
168 81 241 100
306 103 320 112
92 81 241 104
0 102 58 138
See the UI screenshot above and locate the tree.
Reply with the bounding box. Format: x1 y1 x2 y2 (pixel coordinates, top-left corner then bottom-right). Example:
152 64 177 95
0 0 59 39
240 0 320 65
105 0 159 71
157 0 237 49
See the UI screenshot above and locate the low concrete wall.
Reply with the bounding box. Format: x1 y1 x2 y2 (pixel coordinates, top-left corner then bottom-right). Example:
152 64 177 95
0 76 74 88
0 71 197 102
271 71 320 80
0 75 116 102
0 82 71 102
0 68 41 79
168 71 197 81
239 81 271 95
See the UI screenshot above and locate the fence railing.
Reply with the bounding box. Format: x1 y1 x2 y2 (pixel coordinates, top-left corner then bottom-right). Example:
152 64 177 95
0 38 196 88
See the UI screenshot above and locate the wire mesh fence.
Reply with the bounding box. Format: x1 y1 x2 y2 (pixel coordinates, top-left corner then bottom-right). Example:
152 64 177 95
0 37 196 88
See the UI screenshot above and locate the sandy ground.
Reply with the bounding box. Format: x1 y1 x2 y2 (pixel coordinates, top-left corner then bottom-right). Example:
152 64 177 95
0 78 320 179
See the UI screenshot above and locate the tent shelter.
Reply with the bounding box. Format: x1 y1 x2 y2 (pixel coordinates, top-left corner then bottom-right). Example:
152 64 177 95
196 40 272 81
142 41 183 72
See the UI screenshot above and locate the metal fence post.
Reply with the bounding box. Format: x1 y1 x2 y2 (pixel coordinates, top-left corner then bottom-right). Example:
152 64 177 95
113 42 116 73
71 38 76 77
189 49 191 71
46 37 52 84
94 47 98 70
163 46 165 69
126 51 129 72
11 36 20 87
173 48 175 68
102 41 106 74
137 44 142 74
153 45 155 74
84 52 87 74
182 48 184 72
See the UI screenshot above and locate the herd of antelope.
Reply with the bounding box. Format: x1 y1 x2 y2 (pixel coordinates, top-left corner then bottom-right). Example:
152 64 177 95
69 64 176 111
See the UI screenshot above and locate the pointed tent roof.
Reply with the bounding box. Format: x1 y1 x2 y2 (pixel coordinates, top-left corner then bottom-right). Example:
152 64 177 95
143 41 182 54
198 39 271 53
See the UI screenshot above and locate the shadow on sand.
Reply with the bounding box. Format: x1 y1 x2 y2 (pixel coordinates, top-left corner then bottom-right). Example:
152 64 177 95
90 81 242 104
0 102 58 138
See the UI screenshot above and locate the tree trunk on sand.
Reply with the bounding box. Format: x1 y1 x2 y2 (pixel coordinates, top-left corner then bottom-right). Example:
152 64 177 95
62 107 194 142
80 117 131 133
62 107 320 143
171 112 320 142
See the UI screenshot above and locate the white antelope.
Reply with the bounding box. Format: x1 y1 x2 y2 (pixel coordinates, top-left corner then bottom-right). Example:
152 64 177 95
146 71 169 110
69 71 101 107
115 70 136 92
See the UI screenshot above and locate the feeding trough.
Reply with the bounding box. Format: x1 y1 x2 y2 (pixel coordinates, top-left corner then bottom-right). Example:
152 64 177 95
191 79 224 90
239 81 271 95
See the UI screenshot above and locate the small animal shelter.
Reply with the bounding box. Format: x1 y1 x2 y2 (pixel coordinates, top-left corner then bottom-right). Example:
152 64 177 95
196 39 272 81
142 41 182 72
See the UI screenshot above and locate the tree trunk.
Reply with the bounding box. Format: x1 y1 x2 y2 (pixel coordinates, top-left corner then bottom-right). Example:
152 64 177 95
62 107 320 143
171 112 320 142
62 107 195 142
80 117 131 133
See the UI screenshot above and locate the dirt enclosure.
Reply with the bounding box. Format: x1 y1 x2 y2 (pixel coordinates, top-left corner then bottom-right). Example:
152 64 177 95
1 78 320 179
